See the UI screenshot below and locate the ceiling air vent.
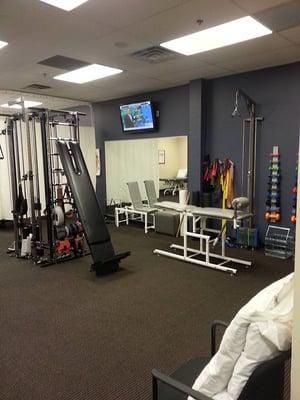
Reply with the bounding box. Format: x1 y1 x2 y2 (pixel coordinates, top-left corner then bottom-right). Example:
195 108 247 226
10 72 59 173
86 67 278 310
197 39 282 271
23 83 52 90
38 55 89 70
131 46 179 64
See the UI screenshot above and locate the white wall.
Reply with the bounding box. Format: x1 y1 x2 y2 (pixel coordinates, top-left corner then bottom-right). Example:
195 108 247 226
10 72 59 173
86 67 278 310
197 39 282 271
105 138 160 203
0 117 96 220
158 136 187 189
0 119 12 219
79 126 96 189
177 136 188 170
291 134 300 400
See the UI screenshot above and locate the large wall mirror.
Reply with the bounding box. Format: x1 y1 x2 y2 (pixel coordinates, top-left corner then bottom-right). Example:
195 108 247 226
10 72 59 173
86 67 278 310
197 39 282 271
105 135 187 203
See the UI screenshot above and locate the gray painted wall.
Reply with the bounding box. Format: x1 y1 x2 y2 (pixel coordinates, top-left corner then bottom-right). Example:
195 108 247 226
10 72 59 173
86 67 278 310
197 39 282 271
93 85 190 208
188 79 206 195
205 62 300 234
93 62 300 236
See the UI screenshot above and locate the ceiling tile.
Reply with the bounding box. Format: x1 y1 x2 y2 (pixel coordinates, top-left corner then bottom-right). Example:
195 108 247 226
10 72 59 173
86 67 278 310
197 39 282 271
218 44 300 72
70 0 189 29
128 56 208 78
254 1 300 33
158 65 234 84
280 25 300 44
230 0 294 14
72 30 154 61
192 33 291 64
0 0 114 42
0 0 298 102
125 0 245 44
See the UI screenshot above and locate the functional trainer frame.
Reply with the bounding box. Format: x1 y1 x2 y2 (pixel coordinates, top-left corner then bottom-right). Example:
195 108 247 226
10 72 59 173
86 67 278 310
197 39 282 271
4 106 129 274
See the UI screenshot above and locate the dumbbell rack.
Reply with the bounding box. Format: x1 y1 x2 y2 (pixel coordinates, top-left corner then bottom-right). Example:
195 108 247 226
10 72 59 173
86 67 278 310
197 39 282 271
291 154 298 224
265 146 281 223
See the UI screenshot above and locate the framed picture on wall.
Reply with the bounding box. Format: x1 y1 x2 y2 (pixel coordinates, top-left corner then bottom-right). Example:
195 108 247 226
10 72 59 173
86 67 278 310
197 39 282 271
158 149 165 164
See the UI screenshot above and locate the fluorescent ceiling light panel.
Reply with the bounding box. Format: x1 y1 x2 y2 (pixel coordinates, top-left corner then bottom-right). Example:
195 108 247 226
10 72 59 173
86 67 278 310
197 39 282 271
40 0 89 11
1 100 42 109
54 64 123 84
160 16 272 55
0 40 8 50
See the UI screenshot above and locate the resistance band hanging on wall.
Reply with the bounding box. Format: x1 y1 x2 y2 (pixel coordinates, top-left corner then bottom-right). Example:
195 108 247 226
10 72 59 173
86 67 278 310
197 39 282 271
265 146 281 223
220 158 234 209
202 157 234 209
291 154 298 224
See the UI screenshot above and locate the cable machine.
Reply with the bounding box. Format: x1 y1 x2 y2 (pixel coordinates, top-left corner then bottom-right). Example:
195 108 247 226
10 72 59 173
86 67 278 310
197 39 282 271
232 89 263 223
4 106 129 274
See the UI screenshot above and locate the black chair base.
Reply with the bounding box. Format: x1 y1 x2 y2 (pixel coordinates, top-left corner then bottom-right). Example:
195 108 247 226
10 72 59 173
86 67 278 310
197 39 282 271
158 357 209 400
152 321 291 400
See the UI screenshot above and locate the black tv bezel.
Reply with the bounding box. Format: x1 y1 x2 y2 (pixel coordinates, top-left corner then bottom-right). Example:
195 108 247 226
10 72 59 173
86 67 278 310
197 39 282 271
119 99 157 133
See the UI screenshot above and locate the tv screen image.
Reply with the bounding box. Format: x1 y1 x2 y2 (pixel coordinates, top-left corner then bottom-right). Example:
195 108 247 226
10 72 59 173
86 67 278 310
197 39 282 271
120 100 155 132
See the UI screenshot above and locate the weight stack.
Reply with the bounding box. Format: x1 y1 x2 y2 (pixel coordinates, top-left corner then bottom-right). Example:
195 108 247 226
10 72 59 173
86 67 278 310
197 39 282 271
290 155 298 224
265 146 281 223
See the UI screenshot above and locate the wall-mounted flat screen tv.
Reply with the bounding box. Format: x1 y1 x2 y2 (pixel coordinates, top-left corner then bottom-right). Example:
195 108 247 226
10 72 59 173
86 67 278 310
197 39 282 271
120 100 156 132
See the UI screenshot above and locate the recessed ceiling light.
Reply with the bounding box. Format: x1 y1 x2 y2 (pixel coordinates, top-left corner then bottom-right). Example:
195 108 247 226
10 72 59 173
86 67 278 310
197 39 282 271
0 40 8 50
54 64 123 84
160 16 272 55
40 0 89 11
1 100 43 109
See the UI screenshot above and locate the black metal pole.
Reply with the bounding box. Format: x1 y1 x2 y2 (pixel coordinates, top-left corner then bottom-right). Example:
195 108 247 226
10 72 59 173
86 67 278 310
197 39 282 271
31 118 42 241
40 112 54 262
6 118 19 255
25 113 36 233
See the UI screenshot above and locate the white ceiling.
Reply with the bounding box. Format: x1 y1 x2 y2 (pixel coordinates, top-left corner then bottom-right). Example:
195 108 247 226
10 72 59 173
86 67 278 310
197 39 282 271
0 90 88 115
0 0 299 103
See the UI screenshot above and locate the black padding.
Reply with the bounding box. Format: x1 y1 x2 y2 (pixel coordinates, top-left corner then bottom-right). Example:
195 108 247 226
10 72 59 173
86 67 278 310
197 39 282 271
156 351 291 400
56 141 130 274
158 357 209 400
238 350 290 400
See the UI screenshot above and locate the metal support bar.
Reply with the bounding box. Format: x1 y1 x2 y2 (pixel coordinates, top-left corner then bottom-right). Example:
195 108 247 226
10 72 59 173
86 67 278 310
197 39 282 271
154 212 251 275
40 112 54 261
6 118 19 255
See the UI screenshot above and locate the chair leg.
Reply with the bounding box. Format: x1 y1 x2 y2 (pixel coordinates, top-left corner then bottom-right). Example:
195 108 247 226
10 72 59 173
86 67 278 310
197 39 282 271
145 213 148 234
115 209 119 227
152 375 158 400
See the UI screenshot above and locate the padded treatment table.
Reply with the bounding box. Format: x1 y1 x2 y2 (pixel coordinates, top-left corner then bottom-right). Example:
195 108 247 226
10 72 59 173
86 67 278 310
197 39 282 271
160 177 188 196
154 201 197 213
153 203 252 275
192 207 252 228
56 140 130 275
160 169 188 196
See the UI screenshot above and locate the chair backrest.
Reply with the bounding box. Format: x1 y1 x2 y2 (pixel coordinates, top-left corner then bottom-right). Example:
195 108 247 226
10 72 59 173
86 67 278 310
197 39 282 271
176 169 187 179
127 181 144 209
238 350 291 400
144 180 158 207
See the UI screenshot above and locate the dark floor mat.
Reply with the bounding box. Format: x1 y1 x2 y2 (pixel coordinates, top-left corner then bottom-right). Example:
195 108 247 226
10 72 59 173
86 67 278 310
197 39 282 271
0 225 294 400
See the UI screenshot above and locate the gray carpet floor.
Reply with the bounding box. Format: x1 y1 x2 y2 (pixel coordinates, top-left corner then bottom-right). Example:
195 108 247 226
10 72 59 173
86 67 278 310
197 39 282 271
0 224 294 400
